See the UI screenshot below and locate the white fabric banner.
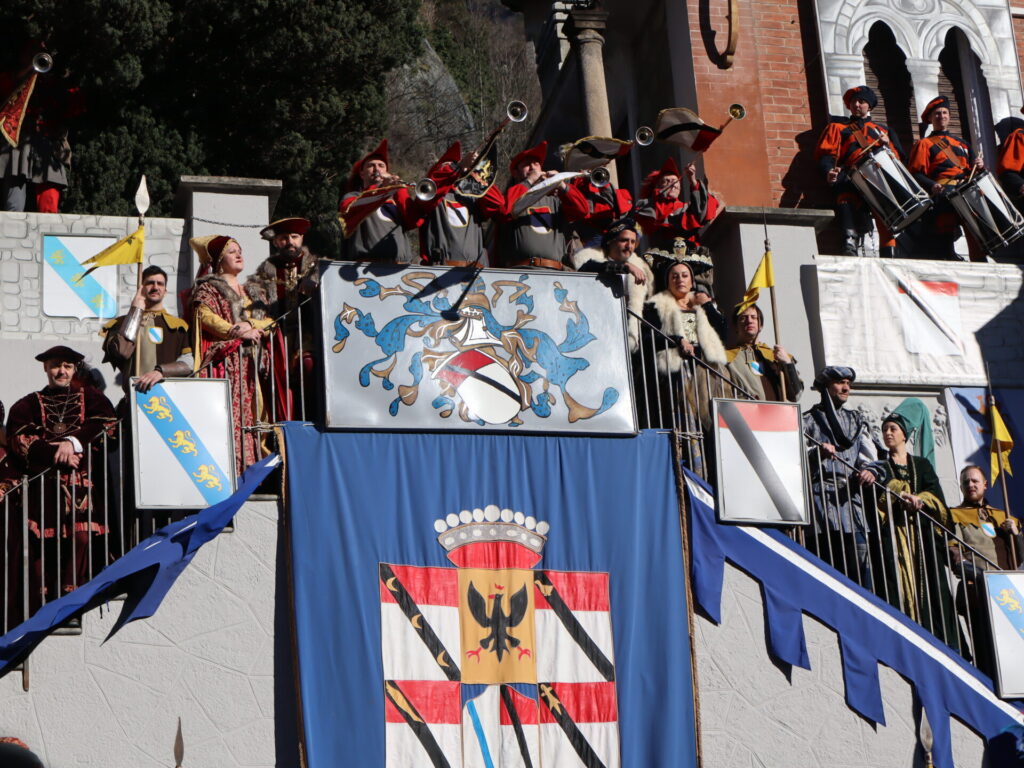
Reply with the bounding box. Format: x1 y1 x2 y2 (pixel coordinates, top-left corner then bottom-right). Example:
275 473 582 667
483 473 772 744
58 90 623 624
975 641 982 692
815 256 1024 386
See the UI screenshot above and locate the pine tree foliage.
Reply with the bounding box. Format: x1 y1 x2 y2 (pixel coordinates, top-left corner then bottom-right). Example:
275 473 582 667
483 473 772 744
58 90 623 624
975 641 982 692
1 1 422 255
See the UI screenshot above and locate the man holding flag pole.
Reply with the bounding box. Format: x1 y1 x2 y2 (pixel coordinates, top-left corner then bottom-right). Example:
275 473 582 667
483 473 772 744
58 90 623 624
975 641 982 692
726 236 798 401
988 385 1017 567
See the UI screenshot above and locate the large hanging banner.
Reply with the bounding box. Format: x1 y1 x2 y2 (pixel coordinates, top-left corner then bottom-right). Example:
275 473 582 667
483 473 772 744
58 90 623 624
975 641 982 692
282 426 696 768
319 262 637 433
815 256 1024 386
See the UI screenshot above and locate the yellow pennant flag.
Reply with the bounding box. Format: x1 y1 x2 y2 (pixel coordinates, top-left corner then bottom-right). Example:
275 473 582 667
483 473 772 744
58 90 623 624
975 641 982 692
991 402 1014 483
735 249 775 315
75 225 145 282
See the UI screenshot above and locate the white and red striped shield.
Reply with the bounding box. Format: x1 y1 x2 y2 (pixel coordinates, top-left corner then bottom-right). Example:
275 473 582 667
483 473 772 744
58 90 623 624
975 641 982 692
714 399 809 525
380 562 620 767
434 349 522 425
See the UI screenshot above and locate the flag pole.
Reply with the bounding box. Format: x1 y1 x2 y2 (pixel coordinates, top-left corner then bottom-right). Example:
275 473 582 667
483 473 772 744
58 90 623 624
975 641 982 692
763 215 786 401
133 175 150 379
987 363 1017 568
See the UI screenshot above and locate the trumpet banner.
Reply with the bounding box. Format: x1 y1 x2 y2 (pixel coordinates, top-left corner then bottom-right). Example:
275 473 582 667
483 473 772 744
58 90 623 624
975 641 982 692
0 72 37 147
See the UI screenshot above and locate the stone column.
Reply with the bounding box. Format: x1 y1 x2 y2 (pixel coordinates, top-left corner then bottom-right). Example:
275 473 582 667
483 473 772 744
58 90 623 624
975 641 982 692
905 58 942 127
566 9 618 185
823 53 867 115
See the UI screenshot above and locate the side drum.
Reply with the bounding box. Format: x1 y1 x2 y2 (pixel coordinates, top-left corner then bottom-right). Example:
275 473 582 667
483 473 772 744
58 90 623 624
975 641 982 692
947 170 1024 254
848 148 932 233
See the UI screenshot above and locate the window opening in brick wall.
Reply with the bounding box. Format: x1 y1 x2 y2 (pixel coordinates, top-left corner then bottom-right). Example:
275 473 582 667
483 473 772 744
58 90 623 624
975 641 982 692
863 22 916 153
939 28 995 163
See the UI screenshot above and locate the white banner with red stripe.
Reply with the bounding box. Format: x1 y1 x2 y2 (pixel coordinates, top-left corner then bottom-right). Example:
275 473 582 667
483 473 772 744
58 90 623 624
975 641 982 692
815 256 1024 386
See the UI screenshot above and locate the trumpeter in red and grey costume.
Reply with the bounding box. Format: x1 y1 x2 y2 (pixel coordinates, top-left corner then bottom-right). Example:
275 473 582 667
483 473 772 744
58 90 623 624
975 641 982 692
634 157 719 252
500 141 589 270
338 140 418 263
413 142 506 266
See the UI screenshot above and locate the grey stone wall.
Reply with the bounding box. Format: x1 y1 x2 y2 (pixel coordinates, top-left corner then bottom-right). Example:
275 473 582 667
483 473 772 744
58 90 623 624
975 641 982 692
695 563 987 767
0 500 287 768
0 211 187 405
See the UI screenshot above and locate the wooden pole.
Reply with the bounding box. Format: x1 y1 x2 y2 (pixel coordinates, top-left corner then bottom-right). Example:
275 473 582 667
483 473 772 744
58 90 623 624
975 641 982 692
764 230 786 402
986 365 1017 568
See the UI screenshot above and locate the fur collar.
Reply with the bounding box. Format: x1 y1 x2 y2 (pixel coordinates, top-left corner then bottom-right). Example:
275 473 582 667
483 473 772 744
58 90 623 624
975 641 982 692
572 248 653 352
647 290 728 369
193 273 249 323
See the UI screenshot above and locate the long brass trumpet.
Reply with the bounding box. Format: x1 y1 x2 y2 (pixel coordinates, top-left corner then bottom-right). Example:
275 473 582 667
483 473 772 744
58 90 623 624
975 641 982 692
588 166 611 188
457 100 529 180
32 52 53 74
719 103 746 131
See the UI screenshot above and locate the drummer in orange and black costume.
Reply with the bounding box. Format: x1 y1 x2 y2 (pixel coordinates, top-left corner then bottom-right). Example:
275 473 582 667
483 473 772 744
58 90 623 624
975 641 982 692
908 96 984 261
815 85 905 257
996 106 1024 209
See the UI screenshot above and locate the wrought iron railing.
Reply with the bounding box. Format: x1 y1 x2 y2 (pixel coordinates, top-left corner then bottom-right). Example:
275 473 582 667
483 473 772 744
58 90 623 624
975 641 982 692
628 308 1002 672
0 287 1008 684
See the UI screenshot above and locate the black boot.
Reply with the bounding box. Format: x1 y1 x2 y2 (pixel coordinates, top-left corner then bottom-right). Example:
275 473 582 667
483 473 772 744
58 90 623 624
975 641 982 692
879 245 895 258
842 230 860 256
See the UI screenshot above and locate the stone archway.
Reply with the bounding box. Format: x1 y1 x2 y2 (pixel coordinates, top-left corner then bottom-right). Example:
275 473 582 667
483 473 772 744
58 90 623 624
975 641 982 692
813 0 1021 120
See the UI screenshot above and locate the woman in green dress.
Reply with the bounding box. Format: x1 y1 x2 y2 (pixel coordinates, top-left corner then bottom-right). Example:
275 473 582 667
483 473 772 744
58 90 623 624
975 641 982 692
867 413 958 650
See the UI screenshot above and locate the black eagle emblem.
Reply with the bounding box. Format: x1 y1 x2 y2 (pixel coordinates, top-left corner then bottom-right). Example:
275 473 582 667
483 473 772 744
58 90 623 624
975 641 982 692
467 582 529 661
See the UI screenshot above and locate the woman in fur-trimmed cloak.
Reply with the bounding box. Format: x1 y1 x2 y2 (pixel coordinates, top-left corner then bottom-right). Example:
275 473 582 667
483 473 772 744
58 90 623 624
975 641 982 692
639 254 729 474
189 235 274 475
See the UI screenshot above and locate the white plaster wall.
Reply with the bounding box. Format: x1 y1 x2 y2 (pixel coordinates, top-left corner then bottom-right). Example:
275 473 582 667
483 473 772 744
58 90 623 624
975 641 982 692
695 562 987 767
0 499 283 768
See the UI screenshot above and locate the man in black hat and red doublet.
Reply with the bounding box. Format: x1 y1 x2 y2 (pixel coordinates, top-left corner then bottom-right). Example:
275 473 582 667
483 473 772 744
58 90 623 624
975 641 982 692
5 346 117 607
500 140 589 269
816 85 905 257
634 157 719 252
908 96 984 260
245 217 320 420
338 140 418 263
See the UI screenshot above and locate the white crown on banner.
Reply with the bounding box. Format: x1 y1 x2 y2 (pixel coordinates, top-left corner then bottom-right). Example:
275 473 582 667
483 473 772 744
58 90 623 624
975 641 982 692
434 505 550 568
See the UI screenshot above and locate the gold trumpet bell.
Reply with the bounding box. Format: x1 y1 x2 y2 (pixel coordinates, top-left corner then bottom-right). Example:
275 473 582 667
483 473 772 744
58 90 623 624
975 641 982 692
728 103 746 120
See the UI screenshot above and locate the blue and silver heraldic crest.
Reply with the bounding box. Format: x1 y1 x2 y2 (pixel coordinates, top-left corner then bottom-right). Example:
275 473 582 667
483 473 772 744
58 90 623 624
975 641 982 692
320 266 637 433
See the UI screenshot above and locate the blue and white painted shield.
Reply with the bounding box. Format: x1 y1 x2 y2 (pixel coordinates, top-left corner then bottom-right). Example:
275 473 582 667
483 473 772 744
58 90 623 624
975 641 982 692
981 520 997 538
434 349 521 425
747 360 764 376
147 326 164 344
41 234 118 320
131 378 237 509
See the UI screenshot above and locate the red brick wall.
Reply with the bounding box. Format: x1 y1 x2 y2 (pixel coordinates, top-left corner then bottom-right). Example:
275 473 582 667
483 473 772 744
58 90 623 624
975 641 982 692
686 0 830 208
1013 13 1024 105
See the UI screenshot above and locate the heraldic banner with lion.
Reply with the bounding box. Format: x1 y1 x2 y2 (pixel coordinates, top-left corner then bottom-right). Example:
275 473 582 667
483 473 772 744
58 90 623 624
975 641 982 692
282 425 696 767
